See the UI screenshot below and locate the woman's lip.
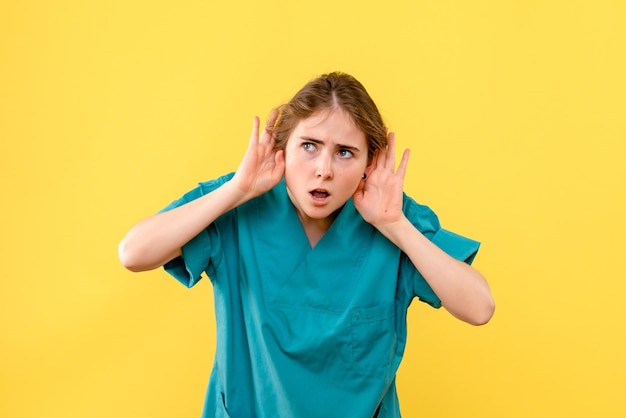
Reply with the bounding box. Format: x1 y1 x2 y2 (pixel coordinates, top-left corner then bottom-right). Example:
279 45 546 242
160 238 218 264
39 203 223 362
309 189 331 205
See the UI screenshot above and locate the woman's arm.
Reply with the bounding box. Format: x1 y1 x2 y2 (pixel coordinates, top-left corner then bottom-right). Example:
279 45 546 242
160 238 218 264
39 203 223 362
353 133 495 325
118 180 248 272
118 113 285 272
375 218 494 325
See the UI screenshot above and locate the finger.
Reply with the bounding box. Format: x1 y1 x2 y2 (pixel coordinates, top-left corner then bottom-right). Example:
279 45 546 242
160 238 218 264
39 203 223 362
250 116 260 146
396 148 410 180
260 108 279 144
378 145 388 169
386 132 396 170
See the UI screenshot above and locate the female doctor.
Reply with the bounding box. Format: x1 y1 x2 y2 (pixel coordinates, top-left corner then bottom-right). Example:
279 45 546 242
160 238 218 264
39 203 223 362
119 72 495 418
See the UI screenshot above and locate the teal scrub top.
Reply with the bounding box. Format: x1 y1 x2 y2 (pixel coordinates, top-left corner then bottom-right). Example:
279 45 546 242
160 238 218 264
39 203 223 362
161 173 480 418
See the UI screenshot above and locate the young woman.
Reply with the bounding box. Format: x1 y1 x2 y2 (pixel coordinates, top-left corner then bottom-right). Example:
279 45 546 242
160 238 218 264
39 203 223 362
119 72 495 418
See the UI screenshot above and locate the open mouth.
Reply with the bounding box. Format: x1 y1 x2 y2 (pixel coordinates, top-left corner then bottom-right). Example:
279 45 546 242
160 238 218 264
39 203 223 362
310 189 330 200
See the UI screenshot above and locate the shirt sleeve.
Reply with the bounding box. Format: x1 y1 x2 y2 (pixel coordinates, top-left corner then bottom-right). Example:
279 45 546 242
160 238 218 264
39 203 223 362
401 194 481 308
159 173 235 288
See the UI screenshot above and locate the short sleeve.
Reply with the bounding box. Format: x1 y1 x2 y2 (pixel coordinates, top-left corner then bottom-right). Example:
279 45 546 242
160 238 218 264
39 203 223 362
431 228 480 265
160 173 234 288
401 194 481 308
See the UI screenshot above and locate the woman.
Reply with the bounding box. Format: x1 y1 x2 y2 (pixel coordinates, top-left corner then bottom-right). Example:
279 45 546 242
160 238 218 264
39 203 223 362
119 72 495 417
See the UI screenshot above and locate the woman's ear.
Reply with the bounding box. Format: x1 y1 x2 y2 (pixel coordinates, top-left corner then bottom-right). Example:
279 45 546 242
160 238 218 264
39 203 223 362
364 150 379 178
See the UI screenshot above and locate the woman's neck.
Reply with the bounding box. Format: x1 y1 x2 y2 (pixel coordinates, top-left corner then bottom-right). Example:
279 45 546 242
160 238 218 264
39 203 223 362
295 209 339 248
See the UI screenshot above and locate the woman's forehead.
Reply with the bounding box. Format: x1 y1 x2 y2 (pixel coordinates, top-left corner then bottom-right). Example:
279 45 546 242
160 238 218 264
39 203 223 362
295 107 359 132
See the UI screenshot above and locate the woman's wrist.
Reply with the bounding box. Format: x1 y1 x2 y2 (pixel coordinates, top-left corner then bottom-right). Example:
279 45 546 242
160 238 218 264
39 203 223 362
219 178 255 211
373 215 414 247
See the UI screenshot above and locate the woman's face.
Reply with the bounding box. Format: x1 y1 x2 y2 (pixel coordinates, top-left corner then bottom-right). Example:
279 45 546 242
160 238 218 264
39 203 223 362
284 107 369 228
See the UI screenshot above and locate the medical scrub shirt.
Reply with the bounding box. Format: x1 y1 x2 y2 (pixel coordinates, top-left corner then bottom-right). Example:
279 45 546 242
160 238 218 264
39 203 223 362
161 173 480 418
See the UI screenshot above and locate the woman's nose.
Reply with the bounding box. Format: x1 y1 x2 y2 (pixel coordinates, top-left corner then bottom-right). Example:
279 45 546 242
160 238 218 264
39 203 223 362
315 156 333 179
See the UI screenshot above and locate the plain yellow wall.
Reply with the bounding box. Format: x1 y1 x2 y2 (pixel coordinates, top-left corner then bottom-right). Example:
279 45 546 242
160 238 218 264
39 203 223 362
2 1 625 417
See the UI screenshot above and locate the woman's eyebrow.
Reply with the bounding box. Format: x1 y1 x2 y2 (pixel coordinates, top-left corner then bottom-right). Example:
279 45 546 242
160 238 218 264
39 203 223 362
300 136 362 152
299 136 324 144
336 144 361 151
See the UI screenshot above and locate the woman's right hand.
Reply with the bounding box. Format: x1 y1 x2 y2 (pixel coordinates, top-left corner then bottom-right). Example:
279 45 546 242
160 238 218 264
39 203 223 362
231 109 285 201
118 110 286 272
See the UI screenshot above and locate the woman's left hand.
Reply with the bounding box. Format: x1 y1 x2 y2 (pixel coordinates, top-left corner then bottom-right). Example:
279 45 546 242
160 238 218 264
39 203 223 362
353 132 410 228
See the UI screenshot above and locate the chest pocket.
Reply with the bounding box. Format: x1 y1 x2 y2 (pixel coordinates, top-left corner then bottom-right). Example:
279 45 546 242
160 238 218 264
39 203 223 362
349 303 397 370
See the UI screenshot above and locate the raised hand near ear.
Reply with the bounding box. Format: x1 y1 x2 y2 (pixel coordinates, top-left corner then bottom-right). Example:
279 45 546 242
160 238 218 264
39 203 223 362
353 132 410 228
232 109 285 200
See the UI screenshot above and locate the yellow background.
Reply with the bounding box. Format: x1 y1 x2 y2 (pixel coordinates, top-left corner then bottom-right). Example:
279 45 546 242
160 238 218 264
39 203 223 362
2 1 625 417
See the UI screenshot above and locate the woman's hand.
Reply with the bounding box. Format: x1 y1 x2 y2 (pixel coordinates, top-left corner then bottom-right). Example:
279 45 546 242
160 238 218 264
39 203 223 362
231 109 285 201
353 132 410 228
354 133 495 325
118 110 285 272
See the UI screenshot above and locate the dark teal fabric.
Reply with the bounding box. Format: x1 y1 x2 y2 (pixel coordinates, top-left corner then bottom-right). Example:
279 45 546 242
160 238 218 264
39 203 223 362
161 173 480 417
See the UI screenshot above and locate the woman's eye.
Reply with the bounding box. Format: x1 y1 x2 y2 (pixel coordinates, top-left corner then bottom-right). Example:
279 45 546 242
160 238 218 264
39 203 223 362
338 149 354 159
302 142 316 152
